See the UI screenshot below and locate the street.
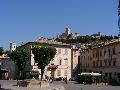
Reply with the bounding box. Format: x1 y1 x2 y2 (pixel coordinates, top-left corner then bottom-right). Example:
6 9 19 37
0 80 120 90
0 80 64 90
52 81 120 90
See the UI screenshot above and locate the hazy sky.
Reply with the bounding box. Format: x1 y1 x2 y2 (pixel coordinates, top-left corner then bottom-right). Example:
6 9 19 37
0 0 118 50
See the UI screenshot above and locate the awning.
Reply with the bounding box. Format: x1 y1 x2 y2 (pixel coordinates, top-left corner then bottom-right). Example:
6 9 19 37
47 65 58 69
78 72 101 76
90 72 101 76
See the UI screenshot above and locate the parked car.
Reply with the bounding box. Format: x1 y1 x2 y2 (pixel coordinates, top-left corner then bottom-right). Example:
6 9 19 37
55 77 63 81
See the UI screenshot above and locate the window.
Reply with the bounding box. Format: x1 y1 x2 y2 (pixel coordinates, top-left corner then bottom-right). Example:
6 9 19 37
96 51 99 57
109 73 112 79
64 70 68 76
58 48 61 54
104 50 106 56
104 60 107 66
117 73 120 78
65 49 68 55
100 61 102 67
57 70 61 76
60 59 62 65
96 61 98 67
100 50 102 56
64 58 68 65
105 73 108 77
90 57 92 61
113 48 115 55
88 64 89 67
108 49 111 55
96 52 97 57
93 61 95 68
108 60 111 66
113 60 116 66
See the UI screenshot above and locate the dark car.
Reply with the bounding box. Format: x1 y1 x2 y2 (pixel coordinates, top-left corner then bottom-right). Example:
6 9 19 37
55 77 63 81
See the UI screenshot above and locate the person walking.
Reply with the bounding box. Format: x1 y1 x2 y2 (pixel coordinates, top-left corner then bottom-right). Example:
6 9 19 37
64 77 67 84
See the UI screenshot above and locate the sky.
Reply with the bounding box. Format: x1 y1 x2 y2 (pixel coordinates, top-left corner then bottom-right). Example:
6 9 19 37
0 0 119 50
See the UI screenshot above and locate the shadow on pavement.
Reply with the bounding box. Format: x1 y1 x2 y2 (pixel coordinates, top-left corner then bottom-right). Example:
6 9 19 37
12 84 18 86
74 83 80 84
0 88 12 90
73 81 81 84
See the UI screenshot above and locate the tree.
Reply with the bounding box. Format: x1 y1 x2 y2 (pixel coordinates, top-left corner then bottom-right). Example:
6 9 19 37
0 47 4 56
4 50 10 56
32 46 56 80
8 48 30 79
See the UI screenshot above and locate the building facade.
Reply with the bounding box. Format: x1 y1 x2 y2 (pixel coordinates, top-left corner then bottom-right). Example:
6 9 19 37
71 45 79 78
19 38 74 80
79 39 120 82
0 55 16 80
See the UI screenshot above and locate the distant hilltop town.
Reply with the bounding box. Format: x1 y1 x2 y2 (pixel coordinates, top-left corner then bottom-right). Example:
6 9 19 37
56 27 119 45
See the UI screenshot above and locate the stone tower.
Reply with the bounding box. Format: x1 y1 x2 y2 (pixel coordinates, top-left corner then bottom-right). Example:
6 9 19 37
65 27 71 35
10 42 16 51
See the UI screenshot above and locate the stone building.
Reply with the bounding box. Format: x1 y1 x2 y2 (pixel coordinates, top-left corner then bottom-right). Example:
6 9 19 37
71 45 79 78
19 38 79 80
0 55 16 80
10 42 16 52
79 39 120 82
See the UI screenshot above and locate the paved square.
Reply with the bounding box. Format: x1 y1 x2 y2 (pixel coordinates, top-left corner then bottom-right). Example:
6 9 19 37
0 80 120 90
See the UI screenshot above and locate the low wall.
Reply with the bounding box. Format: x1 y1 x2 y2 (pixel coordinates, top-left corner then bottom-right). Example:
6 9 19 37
17 80 49 88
